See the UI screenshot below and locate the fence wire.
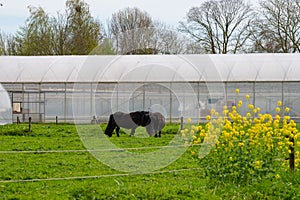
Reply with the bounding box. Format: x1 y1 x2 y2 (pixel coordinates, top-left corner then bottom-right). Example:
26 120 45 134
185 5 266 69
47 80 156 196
0 167 202 183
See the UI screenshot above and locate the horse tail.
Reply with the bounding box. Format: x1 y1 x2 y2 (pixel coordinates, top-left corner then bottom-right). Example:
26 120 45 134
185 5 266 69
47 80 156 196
153 112 165 137
158 113 165 130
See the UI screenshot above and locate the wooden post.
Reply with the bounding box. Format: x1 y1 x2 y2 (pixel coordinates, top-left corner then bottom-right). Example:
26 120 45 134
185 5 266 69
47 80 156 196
56 116 58 125
289 136 295 172
28 117 32 132
17 116 20 124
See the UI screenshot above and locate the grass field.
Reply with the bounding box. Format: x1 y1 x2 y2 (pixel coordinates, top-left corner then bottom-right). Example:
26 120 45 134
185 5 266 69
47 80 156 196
0 123 300 199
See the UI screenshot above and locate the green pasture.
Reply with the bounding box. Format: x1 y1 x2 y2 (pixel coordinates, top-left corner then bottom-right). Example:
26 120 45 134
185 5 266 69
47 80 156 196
0 123 299 199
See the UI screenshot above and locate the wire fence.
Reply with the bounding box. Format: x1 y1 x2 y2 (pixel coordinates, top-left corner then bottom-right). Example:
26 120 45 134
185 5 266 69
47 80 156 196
0 167 202 184
0 143 207 154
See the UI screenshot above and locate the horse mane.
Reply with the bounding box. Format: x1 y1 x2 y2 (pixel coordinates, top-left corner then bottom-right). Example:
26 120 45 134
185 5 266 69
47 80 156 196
130 111 151 127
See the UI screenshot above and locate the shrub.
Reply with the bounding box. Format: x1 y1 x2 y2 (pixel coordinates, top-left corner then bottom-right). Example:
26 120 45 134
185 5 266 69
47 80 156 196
188 91 299 185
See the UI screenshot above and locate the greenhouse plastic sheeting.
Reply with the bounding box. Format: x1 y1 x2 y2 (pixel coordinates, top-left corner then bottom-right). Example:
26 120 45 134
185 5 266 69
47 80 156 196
1 54 300 123
0 84 12 125
1 54 300 83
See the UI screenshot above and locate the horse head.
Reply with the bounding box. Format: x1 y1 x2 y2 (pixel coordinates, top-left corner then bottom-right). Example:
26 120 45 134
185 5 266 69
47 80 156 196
104 114 116 137
104 126 112 137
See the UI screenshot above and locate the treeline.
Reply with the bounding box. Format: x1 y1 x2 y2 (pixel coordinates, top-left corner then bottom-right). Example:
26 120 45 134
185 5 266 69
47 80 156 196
1 0 300 55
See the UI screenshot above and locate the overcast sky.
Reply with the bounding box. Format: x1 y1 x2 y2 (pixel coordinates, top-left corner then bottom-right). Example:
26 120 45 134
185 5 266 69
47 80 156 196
0 0 208 34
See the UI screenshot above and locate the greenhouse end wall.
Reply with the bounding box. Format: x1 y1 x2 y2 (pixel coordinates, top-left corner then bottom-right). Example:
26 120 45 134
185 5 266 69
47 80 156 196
3 81 300 124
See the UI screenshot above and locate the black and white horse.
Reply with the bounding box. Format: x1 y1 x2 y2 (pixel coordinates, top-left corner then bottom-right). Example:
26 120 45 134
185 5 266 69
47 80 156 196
104 111 151 137
104 111 165 137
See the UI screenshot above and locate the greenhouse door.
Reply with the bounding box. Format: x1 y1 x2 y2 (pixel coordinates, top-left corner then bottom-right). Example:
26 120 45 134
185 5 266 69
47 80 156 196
12 91 45 123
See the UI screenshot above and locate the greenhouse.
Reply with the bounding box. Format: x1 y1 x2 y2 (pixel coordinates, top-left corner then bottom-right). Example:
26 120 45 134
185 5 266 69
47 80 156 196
0 54 300 123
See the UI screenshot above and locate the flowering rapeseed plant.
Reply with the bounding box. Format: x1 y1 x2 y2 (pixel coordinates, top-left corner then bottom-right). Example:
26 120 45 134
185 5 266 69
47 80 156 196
191 89 299 185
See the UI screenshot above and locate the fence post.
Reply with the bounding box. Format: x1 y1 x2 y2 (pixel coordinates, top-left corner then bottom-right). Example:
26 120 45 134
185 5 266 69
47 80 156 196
28 117 32 132
17 116 20 124
289 136 295 172
56 116 58 125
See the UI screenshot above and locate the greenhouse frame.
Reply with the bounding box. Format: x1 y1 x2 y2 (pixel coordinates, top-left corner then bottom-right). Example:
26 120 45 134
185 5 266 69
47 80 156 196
0 54 300 123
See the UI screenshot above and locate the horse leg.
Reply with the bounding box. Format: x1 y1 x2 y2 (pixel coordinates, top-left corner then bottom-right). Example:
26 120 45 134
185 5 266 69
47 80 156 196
116 126 120 137
146 126 152 136
130 126 137 136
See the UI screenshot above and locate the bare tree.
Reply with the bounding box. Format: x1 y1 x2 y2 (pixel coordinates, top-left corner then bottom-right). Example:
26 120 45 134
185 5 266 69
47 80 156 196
154 22 192 54
179 0 254 54
107 7 156 54
108 7 193 54
252 0 300 53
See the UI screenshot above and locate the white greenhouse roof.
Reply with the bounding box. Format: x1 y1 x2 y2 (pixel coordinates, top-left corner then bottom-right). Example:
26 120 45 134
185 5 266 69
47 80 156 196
0 54 300 83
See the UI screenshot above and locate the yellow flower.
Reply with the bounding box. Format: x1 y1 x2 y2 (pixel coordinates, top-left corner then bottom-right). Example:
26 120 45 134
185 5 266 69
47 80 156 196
232 106 237 111
285 107 290 113
180 130 186 137
248 104 254 110
200 131 206 137
210 109 216 115
238 142 244 147
229 157 233 161
276 107 281 113
276 174 281 179
284 116 290 121
237 101 242 108
255 160 261 168
246 94 250 99
186 117 192 123
235 88 240 94
206 115 211 121
277 101 282 107
191 125 198 131
223 109 229 115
